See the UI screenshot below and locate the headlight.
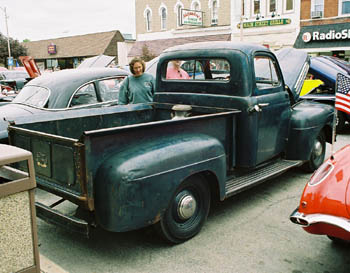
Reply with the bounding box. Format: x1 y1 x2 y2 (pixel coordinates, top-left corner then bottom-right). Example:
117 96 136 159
308 162 334 186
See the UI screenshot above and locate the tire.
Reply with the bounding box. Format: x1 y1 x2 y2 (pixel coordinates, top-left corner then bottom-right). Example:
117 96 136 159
302 131 326 173
327 235 350 245
156 175 210 244
336 112 346 133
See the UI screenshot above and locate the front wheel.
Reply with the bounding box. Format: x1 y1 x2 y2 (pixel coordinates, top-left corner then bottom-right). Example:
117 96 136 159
302 131 326 173
156 175 210 244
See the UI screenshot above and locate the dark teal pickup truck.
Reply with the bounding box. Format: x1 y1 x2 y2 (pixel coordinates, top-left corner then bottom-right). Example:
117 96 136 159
8 42 334 243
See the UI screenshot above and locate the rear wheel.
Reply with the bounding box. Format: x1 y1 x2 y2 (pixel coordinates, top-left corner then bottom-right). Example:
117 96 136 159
156 175 210 244
302 131 326 173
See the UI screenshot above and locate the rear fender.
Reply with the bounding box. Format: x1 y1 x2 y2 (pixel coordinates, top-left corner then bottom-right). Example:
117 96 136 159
94 133 226 232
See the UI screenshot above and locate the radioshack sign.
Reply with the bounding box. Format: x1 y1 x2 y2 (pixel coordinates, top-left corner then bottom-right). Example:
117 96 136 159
302 29 350 43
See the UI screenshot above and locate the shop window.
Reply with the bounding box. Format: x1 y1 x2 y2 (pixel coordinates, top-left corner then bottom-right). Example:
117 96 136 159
341 0 350 15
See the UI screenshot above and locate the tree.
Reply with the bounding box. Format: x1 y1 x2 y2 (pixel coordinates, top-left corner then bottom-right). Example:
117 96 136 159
140 44 156 62
0 33 27 67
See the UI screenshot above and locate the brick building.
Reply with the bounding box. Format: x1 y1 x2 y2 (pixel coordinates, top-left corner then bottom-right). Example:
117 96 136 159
129 0 301 59
294 0 350 60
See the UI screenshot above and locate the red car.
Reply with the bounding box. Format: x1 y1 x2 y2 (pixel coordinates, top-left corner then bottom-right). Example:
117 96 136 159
290 144 350 243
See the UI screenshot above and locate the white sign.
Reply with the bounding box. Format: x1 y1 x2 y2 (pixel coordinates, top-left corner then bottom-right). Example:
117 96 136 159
181 9 203 26
303 29 350 43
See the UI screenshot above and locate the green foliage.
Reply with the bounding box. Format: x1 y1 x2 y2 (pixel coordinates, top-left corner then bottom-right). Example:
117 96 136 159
141 44 156 62
0 33 27 67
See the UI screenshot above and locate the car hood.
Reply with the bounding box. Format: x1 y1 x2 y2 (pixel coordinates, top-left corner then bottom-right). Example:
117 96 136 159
274 48 310 101
308 56 350 90
77 55 115 69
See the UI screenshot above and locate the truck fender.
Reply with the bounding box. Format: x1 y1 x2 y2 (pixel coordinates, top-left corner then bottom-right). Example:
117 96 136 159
94 133 226 232
286 101 334 160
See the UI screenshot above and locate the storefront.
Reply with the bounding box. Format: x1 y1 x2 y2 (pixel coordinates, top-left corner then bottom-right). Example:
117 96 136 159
294 22 350 60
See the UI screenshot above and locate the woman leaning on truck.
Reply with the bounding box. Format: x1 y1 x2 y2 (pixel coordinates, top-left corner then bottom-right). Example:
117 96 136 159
118 57 155 105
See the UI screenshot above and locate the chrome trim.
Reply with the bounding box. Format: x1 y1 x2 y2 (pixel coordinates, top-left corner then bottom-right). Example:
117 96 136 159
290 208 350 232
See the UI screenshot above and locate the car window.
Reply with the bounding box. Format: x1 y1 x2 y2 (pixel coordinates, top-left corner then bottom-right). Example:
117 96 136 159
70 83 98 107
97 77 124 102
12 85 50 107
164 59 230 81
254 56 280 91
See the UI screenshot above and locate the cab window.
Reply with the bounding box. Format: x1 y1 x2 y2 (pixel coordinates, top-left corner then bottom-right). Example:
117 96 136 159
254 56 280 91
164 59 230 81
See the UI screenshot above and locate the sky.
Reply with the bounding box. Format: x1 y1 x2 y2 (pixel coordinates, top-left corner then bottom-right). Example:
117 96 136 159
0 0 135 42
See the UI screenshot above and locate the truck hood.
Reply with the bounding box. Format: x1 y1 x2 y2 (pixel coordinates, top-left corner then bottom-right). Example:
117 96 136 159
274 48 310 101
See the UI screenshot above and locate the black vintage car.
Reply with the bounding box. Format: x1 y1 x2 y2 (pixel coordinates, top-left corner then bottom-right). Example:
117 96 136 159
0 67 129 142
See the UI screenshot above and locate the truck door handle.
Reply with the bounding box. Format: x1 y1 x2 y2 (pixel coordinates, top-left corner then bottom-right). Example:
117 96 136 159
248 103 269 113
258 103 269 108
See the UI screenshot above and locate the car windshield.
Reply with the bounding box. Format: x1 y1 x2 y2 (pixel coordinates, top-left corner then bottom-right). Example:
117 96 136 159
2 71 29 79
12 85 50 107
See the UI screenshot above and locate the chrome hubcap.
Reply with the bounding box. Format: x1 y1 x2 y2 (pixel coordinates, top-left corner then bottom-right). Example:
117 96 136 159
314 140 323 157
177 194 197 220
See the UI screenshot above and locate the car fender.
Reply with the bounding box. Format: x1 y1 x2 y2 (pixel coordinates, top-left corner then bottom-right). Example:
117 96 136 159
94 133 226 232
285 100 334 160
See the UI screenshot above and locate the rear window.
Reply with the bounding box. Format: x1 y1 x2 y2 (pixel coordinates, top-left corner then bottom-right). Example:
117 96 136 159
164 59 230 82
13 85 49 107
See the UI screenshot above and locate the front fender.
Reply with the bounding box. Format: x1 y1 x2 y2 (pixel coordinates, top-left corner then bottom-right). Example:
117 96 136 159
94 133 226 232
286 101 334 160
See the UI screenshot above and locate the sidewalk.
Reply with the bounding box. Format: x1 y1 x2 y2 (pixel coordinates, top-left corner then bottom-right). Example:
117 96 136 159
40 254 69 273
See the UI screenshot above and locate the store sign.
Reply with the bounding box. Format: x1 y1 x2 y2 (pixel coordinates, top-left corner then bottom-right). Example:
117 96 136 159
237 18 291 29
302 29 350 43
48 44 57 54
181 9 203 26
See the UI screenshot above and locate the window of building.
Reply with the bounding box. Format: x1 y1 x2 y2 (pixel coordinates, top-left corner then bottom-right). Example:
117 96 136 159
144 8 152 32
191 0 201 11
160 7 167 30
175 2 184 27
253 0 261 15
285 0 294 12
311 0 324 17
211 0 218 24
269 0 276 13
340 0 350 15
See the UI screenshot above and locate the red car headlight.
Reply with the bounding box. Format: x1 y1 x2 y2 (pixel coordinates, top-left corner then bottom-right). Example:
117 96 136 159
308 162 334 186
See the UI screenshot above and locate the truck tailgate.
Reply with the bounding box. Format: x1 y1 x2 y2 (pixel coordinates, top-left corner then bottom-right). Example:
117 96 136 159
8 126 91 209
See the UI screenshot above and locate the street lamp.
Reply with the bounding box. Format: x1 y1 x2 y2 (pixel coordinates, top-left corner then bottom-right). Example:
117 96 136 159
0 7 11 69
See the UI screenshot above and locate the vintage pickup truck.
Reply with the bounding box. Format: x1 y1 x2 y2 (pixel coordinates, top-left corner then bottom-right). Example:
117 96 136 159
7 42 335 243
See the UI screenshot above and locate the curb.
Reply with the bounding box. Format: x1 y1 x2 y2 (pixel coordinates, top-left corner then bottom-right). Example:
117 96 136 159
40 254 69 273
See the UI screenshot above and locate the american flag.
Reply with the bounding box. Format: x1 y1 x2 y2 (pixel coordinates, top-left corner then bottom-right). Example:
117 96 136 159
335 73 350 114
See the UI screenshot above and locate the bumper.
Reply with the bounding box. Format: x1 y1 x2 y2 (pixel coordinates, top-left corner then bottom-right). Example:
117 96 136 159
290 207 350 232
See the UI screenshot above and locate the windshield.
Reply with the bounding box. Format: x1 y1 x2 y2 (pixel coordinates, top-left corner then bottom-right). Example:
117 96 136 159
2 71 29 79
12 85 50 107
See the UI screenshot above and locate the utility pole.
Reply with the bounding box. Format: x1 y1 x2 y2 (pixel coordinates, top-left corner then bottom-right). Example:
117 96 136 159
0 7 12 69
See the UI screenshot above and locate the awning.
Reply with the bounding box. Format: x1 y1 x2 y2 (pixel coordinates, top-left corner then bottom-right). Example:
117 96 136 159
294 23 350 50
128 34 231 58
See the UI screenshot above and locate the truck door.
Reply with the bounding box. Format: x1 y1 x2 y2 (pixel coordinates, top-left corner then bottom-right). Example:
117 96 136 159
253 54 291 165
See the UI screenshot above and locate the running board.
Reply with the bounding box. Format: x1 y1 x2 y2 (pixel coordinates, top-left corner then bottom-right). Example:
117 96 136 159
225 160 302 198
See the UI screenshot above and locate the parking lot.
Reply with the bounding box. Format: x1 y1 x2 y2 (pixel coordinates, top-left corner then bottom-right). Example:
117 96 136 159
35 128 350 273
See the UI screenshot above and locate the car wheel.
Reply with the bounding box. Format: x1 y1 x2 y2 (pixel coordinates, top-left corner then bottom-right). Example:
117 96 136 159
156 175 210 244
327 235 350 245
336 111 346 133
302 131 326 173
